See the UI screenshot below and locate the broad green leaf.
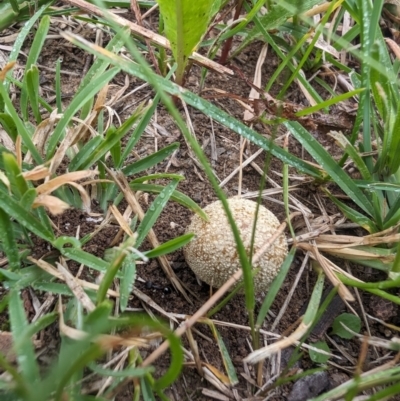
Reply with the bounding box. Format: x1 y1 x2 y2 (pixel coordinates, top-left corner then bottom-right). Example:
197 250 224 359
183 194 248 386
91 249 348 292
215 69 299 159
9 0 19 13
331 313 361 339
309 341 330 364
156 0 216 83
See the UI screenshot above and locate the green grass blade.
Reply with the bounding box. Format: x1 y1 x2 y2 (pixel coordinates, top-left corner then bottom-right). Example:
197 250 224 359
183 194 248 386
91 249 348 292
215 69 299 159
0 187 55 242
383 194 400 228
285 121 374 216
119 255 136 312
68 136 103 171
46 66 121 158
386 100 400 175
72 108 142 170
15 313 57 348
62 32 322 179
122 143 179 176
0 207 20 271
256 247 295 327
9 290 40 384
26 65 42 124
20 188 37 210
131 173 185 183
0 84 42 164
79 27 128 120
238 0 324 56
325 190 378 233
110 130 122 167
295 88 365 117
97 239 137 304
206 321 238 385
20 15 50 121
120 94 160 165
0 113 18 142
129 183 207 220
328 131 371 180
2 152 29 198
55 58 62 113
145 233 194 259
136 179 180 247
54 343 104 401
303 270 325 326
59 248 109 273
3 3 49 93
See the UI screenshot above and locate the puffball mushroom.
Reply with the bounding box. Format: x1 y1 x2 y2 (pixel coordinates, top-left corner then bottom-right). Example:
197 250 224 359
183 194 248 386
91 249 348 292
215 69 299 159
183 198 288 293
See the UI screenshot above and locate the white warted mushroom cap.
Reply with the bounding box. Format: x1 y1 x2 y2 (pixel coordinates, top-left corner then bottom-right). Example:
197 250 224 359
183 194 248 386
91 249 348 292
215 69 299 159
183 198 288 293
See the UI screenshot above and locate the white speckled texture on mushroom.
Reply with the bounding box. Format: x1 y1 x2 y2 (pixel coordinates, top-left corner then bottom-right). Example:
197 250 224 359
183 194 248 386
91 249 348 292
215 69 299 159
183 198 288 293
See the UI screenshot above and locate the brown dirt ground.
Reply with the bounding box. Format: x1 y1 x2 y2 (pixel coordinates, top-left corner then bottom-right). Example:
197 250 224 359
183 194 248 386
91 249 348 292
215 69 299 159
1 5 400 401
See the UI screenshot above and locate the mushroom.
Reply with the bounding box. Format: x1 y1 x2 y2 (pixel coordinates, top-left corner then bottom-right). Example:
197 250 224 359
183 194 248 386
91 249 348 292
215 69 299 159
183 198 288 293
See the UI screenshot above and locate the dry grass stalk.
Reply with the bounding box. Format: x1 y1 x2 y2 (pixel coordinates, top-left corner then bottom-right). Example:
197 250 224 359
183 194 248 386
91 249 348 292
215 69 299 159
28 256 119 298
109 204 135 238
57 258 96 312
105 167 194 303
57 296 152 348
243 321 311 365
65 0 234 76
